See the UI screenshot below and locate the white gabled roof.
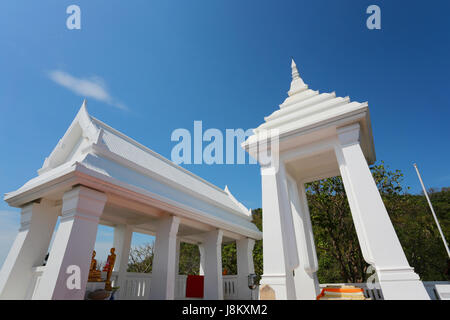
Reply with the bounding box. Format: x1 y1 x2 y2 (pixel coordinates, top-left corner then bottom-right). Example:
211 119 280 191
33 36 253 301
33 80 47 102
87 114 250 217
6 101 260 237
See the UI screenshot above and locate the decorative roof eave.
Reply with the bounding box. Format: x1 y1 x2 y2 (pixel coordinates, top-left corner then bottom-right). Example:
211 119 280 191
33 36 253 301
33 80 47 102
224 185 252 218
38 100 99 175
4 161 262 239
74 164 262 239
257 96 353 132
242 104 376 164
268 91 336 121
86 142 254 221
7 143 253 223
244 102 367 145
4 162 80 207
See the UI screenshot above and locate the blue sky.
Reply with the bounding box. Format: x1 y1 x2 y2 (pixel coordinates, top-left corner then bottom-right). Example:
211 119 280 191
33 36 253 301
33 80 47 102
0 1 449 264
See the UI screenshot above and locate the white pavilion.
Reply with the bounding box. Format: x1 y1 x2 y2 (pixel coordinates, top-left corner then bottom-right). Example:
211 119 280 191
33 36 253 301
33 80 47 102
0 102 262 300
243 59 432 300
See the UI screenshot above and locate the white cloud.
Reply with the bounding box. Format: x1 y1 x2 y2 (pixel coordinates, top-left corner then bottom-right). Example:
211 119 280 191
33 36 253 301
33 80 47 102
48 70 128 111
0 210 20 268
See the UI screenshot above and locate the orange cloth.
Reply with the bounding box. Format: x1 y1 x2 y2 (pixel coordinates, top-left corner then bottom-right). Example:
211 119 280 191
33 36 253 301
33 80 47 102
316 287 364 300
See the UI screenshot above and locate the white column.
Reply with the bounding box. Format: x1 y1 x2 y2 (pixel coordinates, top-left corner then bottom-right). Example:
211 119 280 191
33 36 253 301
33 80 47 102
198 244 205 275
0 200 58 299
335 123 429 300
175 238 181 276
259 163 298 300
149 216 180 300
112 224 133 299
202 229 223 300
33 186 107 300
236 238 255 300
174 238 181 299
286 176 320 300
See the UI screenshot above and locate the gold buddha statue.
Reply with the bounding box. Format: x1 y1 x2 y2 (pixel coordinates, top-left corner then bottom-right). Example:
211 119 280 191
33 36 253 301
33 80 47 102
88 250 102 282
103 248 117 291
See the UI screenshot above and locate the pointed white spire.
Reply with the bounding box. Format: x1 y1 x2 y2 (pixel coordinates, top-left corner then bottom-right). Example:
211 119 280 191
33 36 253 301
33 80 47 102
76 98 90 119
81 98 87 111
291 59 300 80
288 58 307 96
75 98 97 139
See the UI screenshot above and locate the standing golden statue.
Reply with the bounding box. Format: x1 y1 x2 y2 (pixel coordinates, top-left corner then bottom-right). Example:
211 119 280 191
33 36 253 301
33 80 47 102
88 250 102 282
103 248 117 291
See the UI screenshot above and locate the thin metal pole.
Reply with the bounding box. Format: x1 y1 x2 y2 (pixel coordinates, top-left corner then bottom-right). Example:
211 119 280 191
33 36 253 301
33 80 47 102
413 163 450 258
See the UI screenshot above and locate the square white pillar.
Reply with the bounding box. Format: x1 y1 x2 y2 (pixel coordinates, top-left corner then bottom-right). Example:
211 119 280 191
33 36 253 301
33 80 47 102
0 200 58 299
199 244 206 275
149 216 180 300
286 176 320 300
335 123 429 300
33 186 107 300
175 238 181 276
236 238 255 299
112 224 133 299
202 229 224 300
259 163 298 300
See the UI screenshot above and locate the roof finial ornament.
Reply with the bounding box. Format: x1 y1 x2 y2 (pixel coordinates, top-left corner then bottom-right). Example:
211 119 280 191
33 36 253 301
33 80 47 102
76 98 90 120
291 58 300 80
79 98 89 115
288 58 307 96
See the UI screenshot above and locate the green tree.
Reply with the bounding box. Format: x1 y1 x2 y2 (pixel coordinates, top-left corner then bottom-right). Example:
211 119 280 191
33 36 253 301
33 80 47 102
221 209 262 278
251 209 263 279
127 242 154 273
178 242 201 275
306 175 366 283
387 190 449 281
305 161 449 283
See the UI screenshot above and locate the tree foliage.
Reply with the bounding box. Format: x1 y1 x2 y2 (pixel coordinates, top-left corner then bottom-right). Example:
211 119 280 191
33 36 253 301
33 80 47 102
178 242 201 275
127 242 154 273
221 208 263 278
305 161 449 283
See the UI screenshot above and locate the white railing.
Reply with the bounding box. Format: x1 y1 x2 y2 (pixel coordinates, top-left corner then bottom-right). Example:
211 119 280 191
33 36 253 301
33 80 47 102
423 281 450 300
120 272 152 300
175 275 187 299
101 271 119 286
118 273 187 300
30 268 449 300
26 267 245 300
223 275 238 299
119 273 241 300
